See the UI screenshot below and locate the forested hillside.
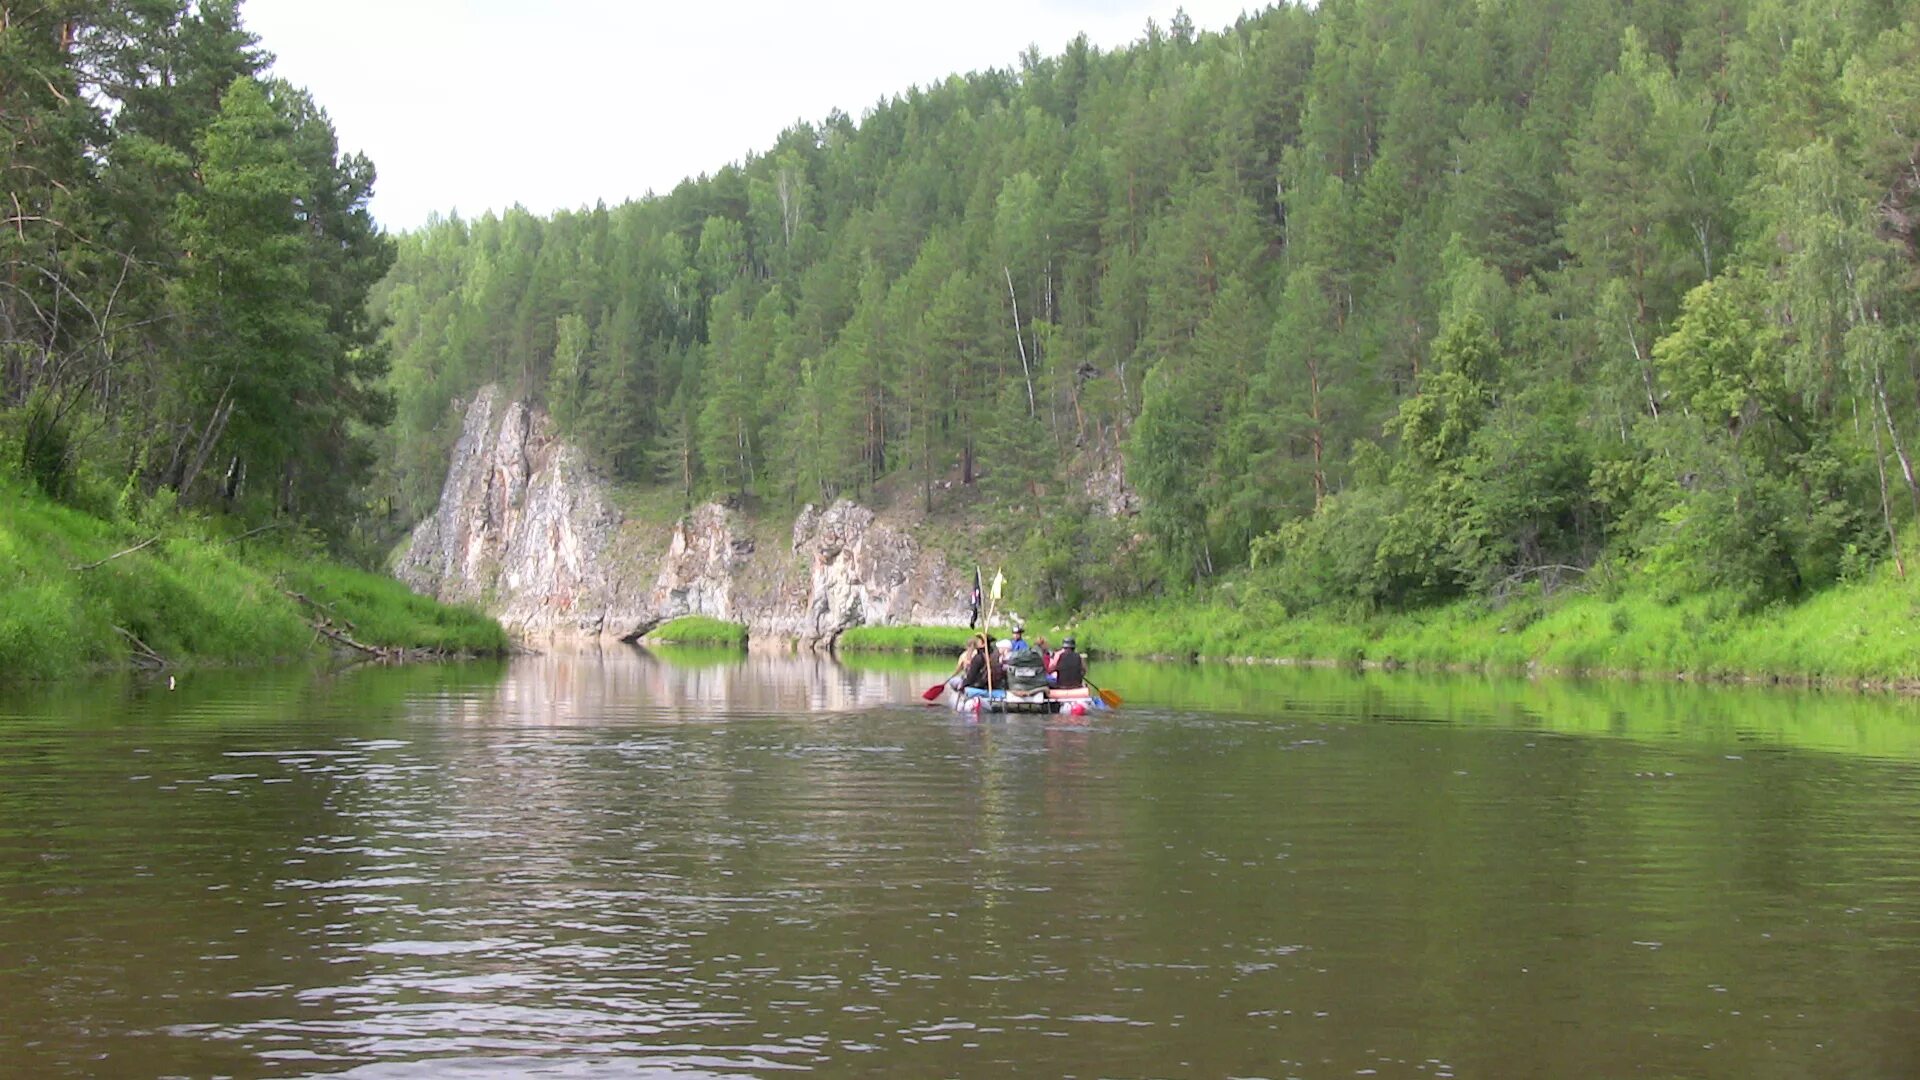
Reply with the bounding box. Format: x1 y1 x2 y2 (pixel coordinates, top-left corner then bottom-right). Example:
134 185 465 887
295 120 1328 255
383 1 1917 615
2 2 391 538
0 3 512 680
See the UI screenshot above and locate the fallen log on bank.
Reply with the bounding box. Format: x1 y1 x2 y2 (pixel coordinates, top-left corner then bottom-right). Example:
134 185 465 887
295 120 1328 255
111 624 171 668
280 587 391 660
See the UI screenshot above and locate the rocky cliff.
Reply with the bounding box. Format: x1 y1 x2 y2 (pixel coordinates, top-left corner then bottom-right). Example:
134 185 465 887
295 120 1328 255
395 386 972 645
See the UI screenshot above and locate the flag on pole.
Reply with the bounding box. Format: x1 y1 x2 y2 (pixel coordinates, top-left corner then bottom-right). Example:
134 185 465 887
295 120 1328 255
969 566 982 628
989 569 1005 602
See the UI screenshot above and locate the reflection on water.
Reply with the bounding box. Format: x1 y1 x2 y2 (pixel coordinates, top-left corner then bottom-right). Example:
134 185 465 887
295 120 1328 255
1083 656 1920 761
482 644 930 724
3 648 1920 1077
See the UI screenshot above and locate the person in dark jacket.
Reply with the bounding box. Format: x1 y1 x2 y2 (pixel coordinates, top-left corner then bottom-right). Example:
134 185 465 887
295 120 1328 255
962 634 1000 689
1050 636 1085 689
948 634 985 692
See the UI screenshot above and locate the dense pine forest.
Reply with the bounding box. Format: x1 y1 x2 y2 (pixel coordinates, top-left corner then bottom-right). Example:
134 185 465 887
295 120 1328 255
372 0 1920 618
0 3 510 680
9 0 1920 630
2 1 390 538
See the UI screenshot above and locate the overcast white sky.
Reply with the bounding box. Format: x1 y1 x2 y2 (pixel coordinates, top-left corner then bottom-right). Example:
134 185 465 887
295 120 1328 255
240 1 1257 232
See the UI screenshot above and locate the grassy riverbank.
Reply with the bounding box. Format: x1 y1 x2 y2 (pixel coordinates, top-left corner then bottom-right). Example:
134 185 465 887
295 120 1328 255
643 616 748 647
1071 567 1920 686
835 625 974 653
842 560 1920 688
0 476 506 684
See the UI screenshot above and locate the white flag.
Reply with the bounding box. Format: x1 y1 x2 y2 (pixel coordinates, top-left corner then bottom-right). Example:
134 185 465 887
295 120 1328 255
989 569 1005 601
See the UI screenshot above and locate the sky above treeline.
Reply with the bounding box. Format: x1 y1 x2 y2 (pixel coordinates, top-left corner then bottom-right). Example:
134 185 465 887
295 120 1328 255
242 0 1258 232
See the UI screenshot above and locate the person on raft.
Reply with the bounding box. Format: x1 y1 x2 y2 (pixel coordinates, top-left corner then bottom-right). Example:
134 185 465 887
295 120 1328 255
1007 624 1032 655
1049 636 1085 690
960 634 1002 690
947 634 985 693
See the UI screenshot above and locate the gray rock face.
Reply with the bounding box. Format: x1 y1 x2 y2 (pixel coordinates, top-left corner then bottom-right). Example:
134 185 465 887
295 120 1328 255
1083 447 1142 518
629 502 750 634
396 386 970 646
780 500 965 640
394 385 633 636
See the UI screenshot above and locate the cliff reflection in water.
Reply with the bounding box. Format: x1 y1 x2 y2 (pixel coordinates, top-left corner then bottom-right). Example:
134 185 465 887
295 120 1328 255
9 646 1920 1077
480 644 933 724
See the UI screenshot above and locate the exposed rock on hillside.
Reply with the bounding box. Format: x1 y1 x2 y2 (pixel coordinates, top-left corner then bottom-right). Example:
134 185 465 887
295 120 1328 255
395 387 970 645
395 385 634 636
779 500 964 640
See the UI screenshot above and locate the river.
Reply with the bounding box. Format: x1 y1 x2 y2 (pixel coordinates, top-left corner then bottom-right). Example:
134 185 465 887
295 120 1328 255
3 648 1919 1077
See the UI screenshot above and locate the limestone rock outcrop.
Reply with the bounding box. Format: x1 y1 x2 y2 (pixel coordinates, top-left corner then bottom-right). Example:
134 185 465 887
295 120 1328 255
781 500 964 640
394 385 635 636
395 386 970 646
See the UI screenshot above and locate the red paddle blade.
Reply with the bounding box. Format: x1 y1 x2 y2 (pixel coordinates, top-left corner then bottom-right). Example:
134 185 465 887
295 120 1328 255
922 683 946 701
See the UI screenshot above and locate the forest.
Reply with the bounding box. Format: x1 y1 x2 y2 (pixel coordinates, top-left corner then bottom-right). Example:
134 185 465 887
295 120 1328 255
9 0 1920 629
369 0 1920 619
2 1 390 539
0 2 520 679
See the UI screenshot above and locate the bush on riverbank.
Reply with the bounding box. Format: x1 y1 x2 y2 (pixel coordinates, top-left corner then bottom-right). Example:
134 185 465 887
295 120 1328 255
829 554 1920 686
0 475 506 683
834 625 974 654
1069 560 1920 686
644 616 747 647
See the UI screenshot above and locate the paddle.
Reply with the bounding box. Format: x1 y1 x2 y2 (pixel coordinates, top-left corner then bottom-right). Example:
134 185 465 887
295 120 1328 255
922 682 947 701
1085 677 1122 709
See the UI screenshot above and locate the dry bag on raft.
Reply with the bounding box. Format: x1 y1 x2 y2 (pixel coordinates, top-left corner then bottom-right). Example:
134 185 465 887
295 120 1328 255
1005 650 1049 692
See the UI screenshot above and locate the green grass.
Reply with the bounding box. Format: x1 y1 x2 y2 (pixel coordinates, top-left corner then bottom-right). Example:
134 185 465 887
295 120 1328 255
606 482 701 529
0 474 505 684
834 624 976 653
644 616 747 647
265 555 508 656
1071 561 1920 687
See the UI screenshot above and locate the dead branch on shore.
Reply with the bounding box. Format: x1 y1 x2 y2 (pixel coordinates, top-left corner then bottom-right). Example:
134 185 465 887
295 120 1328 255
1488 563 1593 605
1493 564 1590 589
278 586 359 634
279 587 385 657
72 535 158 571
111 624 170 668
276 581 495 666
222 521 288 546
310 618 388 658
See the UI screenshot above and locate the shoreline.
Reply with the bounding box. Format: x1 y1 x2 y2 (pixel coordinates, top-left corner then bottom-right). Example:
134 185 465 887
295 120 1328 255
18 614 513 686
1188 653 1920 695
0 479 510 687
834 639 1920 695
824 570 1920 696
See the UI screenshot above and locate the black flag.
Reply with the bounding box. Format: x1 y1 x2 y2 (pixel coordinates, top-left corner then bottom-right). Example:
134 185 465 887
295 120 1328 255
969 565 982 628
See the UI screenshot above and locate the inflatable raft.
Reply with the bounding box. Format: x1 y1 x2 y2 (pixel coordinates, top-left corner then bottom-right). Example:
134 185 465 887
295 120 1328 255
951 685 1107 716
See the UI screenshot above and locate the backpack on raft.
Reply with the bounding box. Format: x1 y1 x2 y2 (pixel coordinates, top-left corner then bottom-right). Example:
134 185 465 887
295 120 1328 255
1005 649 1049 692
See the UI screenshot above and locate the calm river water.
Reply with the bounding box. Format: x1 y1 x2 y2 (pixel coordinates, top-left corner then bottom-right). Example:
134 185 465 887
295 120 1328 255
4 648 1920 1078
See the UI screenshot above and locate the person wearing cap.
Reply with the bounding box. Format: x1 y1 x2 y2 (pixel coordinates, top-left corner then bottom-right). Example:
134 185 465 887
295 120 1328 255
1050 636 1085 689
1006 624 1032 655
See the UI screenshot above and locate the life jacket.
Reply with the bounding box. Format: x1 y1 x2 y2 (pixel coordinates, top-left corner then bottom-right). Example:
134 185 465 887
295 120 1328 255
1052 649 1084 689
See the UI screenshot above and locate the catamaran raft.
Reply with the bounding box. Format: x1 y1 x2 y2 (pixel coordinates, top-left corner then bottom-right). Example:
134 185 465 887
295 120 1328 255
941 639 1116 715
950 684 1109 716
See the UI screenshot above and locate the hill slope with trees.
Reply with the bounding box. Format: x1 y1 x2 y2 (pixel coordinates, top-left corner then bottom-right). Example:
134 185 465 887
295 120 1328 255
4 1 394 537
372 0 1920 631
1 3 503 679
